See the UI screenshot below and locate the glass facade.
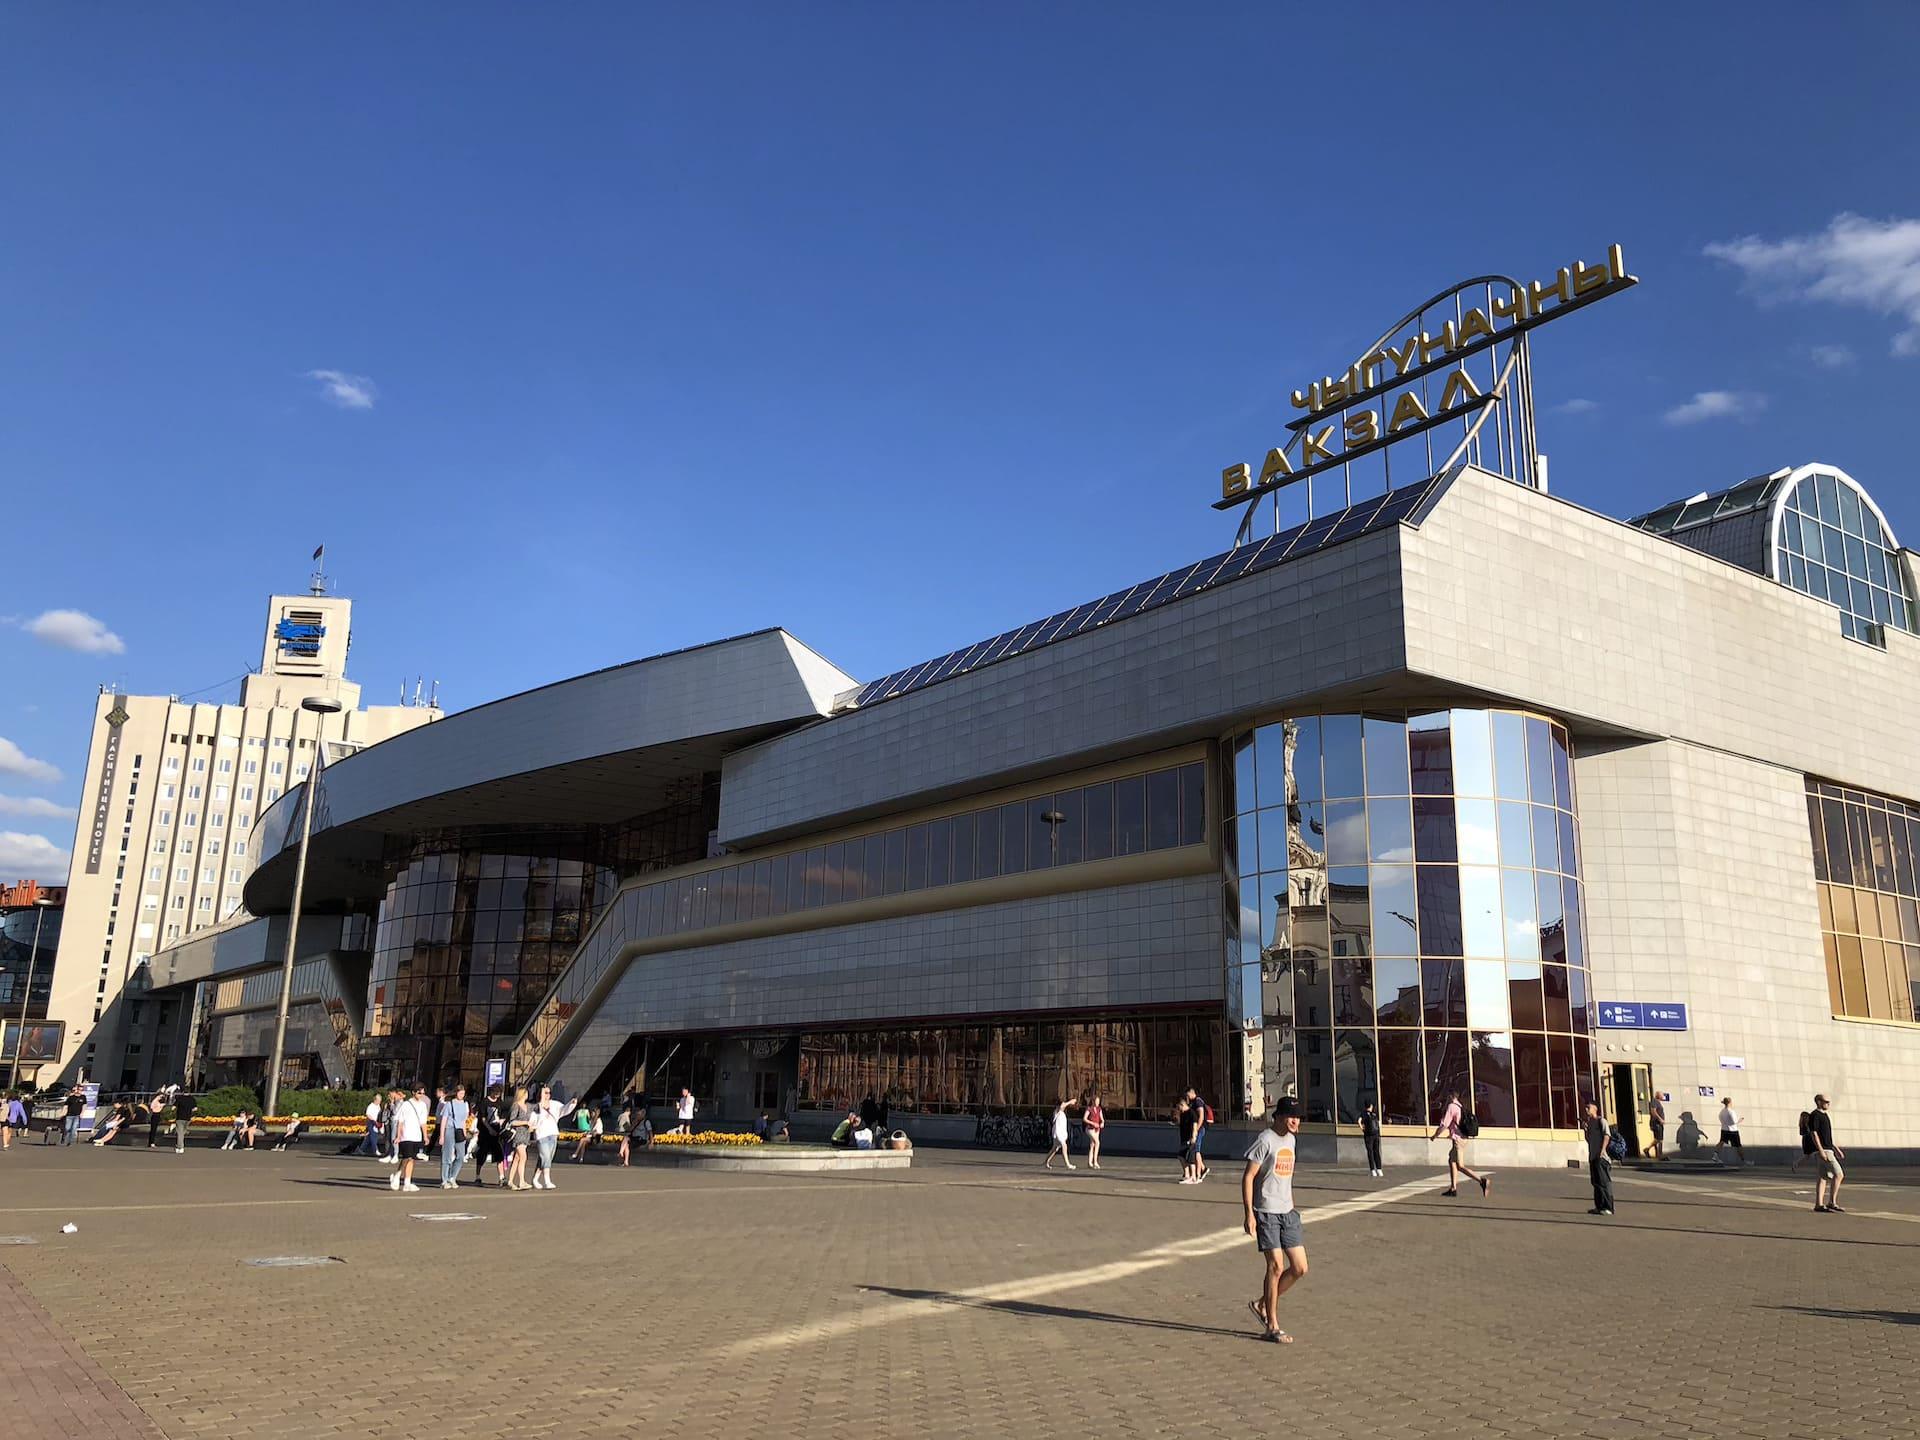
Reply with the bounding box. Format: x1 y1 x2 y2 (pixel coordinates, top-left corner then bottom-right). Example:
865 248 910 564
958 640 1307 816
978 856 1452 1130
1774 469 1916 644
1807 778 1920 1024
1226 709 1594 1132
0 905 62 1017
615 759 1205 947
361 843 618 1086
794 1013 1222 1120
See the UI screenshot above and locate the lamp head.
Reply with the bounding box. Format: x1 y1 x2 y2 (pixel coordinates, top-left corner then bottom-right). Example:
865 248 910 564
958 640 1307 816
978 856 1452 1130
300 696 344 716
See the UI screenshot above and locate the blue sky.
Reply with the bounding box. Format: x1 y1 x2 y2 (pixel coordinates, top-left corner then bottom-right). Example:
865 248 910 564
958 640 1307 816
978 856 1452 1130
5 6 1920 880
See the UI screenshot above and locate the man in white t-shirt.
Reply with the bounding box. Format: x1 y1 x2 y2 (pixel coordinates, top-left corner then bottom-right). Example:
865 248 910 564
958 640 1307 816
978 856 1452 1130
359 1096 382 1157
1242 1096 1307 1345
674 1088 696 1136
389 1086 429 1193
1717 1098 1745 1167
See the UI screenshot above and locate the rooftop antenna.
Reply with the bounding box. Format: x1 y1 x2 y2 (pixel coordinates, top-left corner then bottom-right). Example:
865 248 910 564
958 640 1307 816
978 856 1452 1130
429 679 440 709
309 543 330 596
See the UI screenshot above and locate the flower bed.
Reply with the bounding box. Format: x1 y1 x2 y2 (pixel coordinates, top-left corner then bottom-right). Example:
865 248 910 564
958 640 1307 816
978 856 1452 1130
650 1130 763 1147
191 1115 366 1134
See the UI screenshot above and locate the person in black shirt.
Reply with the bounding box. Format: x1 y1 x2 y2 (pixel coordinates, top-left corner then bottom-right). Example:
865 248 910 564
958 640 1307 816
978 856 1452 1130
1581 1101 1614 1216
1809 1094 1845 1213
1360 1102 1383 1177
1177 1098 1203 1184
61 1090 85 1145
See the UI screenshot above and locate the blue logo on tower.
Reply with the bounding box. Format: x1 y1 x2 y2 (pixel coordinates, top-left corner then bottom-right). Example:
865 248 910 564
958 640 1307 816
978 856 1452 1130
275 618 325 657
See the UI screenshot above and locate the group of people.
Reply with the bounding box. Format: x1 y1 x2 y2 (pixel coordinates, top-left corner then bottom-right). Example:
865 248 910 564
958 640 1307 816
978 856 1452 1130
40 1085 200 1152
351 1082 679 1193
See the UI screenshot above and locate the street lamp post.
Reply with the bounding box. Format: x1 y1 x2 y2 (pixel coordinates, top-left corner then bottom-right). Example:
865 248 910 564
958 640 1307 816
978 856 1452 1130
263 696 343 1117
5 897 54 1092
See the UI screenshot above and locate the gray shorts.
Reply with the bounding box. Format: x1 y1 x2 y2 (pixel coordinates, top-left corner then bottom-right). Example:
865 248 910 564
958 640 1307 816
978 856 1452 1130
1254 1208 1304 1253
1818 1155 1843 1181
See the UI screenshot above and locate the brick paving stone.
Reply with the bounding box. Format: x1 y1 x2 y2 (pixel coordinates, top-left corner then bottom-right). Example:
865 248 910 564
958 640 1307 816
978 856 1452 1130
1 1145 1918 1438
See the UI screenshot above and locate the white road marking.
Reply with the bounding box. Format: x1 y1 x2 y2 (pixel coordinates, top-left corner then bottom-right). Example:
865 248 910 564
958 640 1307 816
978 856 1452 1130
719 1172 1446 1358
1615 1173 1920 1224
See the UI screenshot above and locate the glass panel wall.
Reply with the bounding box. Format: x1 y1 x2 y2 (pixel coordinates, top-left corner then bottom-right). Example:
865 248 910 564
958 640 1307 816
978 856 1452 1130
1807 777 1920 1024
794 1012 1221 1121
621 759 1205 946
1225 709 1591 1132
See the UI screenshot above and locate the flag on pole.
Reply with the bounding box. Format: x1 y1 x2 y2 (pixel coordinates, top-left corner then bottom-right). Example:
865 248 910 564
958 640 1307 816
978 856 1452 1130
312 544 324 561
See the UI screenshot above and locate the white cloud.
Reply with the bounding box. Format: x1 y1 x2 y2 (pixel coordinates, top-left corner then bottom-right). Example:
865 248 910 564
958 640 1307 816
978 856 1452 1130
1809 344 1854 369
19 608 125 655
0 738 60 785
306 369 378 410
1552 398 1600 415
1664 390 1767 426
1705 214 1920 356
0 794 70 819
0 831 70 884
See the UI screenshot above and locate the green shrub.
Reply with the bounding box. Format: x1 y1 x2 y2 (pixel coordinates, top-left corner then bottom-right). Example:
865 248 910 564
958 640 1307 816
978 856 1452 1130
279 1087 381 1118
189 1084 262 1117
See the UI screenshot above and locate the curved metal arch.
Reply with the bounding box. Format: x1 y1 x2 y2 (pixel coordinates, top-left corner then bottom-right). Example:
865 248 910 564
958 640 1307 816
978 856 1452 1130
1233 274 1533 545
1765 463 1916 630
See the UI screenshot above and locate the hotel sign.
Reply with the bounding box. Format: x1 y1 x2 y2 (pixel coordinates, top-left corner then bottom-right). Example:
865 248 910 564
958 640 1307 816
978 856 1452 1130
84 697 129 875
1217 245 1637 512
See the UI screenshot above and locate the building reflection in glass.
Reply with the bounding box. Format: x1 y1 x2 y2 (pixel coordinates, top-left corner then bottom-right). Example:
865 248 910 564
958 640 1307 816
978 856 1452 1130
1227 709 1595 1133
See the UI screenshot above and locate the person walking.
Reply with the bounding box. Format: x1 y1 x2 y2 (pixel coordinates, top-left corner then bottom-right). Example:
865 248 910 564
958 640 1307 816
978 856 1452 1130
145 1086 174 1149
1360 1101 1383 1177
472 1085 507 1187
426 1086 447 1162
1083 1092 1106 1169
359 1090 384 1159
1242 1096 1307 1345
1716 1098 1745 1167
2 1091 26 1149
1184 1088 1213 1179
528 1084 576 1190
1428 1090 1491 1198
1176 1098 1203 1183
673 1087 696 1136
389 1085 428 1193
1809 1094 1846 1213
506 1086 533 1190
437 1084 472 1190
172 1089 197 1152
61 1088 84 1145
1581 1101 1615 1216
1043 1096 1077 1171
1647 1092 1666 1162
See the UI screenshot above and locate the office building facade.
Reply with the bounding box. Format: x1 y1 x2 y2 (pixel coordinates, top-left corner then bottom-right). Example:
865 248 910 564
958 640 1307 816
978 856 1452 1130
46 590 438 1089
141 460 1920 1162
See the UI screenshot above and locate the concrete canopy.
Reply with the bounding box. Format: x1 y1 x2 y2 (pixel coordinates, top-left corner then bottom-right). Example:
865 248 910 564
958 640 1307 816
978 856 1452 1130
242 629 855 914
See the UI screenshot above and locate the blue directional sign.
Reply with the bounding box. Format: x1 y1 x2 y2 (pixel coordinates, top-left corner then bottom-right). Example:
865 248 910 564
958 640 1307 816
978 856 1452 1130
1598 1001 1688 1031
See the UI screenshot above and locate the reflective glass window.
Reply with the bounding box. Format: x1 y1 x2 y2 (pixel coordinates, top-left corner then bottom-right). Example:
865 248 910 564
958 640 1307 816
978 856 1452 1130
883 830 908 893
1322 716 1365 799
1363 715 1410 795
1460 867 1503 957
1492 712 1530 801
905 826 930 889
1325 799 1367 866
1498 801 1533 871
928 817 953 887
1376 1029 1424 1126
1232 733 1257 816
1334 1029 1376 1123
1114 777 1146 857
1450 710 1495 797
1375 956 1421 1026
1289 717 1323 806
1178 762 1206 847
1416 865 1463 956
1254 723 1291 814
1456 798 1499 866
1465 958 1510 1029
1421 958 1466 1027
1370 865 1418 955
1531 804 1561 874
1413 797 1458 863
1408 712 1453 795
1525 717 1555 806
975 809 1002 879
1257 807 1289 876
1333 957 1372 1026
1082 784 1112 863
1368 796 1414 864
1146 769 1181 850
1425 1029 1471 1124
1471 1032 1516 1128
1512 1033 1551 1128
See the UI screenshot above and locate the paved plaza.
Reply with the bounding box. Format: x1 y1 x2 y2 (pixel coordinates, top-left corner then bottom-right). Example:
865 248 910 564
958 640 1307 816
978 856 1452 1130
1 1139 1915 1439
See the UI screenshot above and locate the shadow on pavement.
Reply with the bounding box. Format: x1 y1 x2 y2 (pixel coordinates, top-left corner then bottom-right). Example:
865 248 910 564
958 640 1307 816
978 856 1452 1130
1370 1208 1920 1249
856 1284 1261 1341
1772 1306 1920 1325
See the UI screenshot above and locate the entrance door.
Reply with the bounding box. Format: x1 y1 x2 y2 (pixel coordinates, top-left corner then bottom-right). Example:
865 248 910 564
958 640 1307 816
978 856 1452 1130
1603 1063 1655 1157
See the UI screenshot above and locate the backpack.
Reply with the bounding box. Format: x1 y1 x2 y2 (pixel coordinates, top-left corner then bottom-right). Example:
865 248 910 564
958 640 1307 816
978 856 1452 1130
1456 1110 1480 1139
1797 1111 1810 1137
1606 1131 1628 1162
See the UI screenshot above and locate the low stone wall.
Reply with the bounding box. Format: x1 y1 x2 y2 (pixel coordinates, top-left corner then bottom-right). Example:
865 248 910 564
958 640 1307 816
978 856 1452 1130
631 1145 911 1173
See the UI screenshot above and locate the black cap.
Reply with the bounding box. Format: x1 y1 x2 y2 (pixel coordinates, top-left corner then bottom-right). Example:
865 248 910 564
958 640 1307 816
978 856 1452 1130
1272 1096 1300 1119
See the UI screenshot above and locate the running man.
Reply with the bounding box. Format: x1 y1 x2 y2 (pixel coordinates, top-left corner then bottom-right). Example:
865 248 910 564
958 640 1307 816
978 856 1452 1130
1427 1090 1490 1198
1809 1094 1845 1213
1243 1096 1307 1345
1716 1097 1745 1167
